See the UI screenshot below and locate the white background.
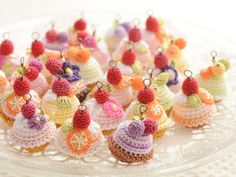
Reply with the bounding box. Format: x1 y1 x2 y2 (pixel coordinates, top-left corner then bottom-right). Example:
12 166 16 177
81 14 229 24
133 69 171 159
0 0 236 176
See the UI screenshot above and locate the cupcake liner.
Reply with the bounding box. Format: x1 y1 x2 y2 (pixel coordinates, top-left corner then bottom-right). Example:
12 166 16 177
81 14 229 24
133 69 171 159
24 143 49 153
108 137 153 163
102 129 115 136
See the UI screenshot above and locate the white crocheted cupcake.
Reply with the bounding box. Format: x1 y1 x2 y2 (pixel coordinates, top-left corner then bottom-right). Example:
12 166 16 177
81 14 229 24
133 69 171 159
56 105 104 158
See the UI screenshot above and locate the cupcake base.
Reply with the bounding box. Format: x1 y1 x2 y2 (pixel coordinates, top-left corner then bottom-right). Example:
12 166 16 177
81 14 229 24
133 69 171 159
166 107 172 117
108 137 153 163
102 129 115 136
0 108 14 126
24 143 49 153
153 128 166 139
87 83 96 91
173 111 210 128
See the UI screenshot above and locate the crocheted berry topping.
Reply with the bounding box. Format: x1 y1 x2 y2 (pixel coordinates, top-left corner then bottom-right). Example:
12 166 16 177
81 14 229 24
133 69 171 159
82 35 97 48
137 79 154 104
128 120 145 137
182 70 199 96
128 27 141 43
52 77 70 96
24 66 39 81
64 46 79 61
154 48 169 69
29 59 43 72
46 58 62 75
73 105 91 129
95 81 109 104
174 38 186 49
74 18 87 31
143 118 157 135
31 40 45 57
57 32 68 43
46 29 57 42
13 76 30 96
76 48 90 63
0 37 14 55
77 31 88 41
146 15 159 32
107 60 122 85
121 49 136 66
21 101 36 119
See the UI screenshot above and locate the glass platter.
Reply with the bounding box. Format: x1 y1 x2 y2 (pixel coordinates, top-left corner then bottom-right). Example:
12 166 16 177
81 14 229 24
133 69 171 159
0 11 236 177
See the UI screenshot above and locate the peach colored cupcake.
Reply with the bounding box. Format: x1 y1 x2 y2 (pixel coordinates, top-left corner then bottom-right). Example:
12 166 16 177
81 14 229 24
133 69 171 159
86 82 125 135
173 70 216 128
0 70 10 101
56 105 104 158
8 95 56 153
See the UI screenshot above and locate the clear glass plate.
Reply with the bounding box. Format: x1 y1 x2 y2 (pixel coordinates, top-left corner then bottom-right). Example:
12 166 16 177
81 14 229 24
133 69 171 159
0 12 236 177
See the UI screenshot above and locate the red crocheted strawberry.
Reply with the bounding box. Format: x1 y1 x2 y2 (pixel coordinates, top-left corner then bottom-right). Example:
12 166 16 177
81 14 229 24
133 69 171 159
107 62 122 85
128 27 141 43
31 40 45 57
182 74 199 96
73 107 91 129
137 79 154 104
52 78 70 96
121 49 136 66
46 29 57 42
144 118 157 135
0 39 14 55
46 58 62 75
95 88 109 104
24 66 39 81
21 101 36 119
74 18 87 31
146 16 159 32
13 77 30 96
154 51 169 69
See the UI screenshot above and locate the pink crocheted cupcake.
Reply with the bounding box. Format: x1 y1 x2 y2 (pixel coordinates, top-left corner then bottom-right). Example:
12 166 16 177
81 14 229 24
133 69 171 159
8 95 56 153
1 75 40 126
108 117 157 163
43 23 68 51
86 82 125 135
0 32 20 79
56 105 104 158
172 70 216 128
113 21 152 69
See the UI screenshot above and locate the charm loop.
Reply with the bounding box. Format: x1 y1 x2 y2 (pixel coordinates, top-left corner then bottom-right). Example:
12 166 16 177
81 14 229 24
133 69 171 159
139 105 147 115
50 20 56 29
184 70 193 78
146 67 153 78
23 93 32 103
128 41 134 50
32 32 40 40
143 78 152 89
146 9 153 16
114 14 121 23
91 25 96 36
211 50 217 62
2 32 10 40
96 81 103 90
56 68 64 78
78 104 87 112
133 18 140 27
156 46 164 53
109 60 117 68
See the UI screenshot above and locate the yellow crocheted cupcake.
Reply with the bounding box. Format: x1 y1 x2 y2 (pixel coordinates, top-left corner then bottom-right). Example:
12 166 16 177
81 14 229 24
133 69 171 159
41 76 79 126
196 50 231 102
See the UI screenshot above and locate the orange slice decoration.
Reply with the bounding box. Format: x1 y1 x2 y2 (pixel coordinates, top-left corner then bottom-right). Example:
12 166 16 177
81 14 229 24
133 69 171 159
146 101 163 121
198 89 214 105
67 129 93 154
200 66 213 79
6 93 25 116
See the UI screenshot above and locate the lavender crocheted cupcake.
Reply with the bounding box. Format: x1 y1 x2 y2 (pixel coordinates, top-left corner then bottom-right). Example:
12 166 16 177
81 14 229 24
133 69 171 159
108 117 157 163
8 95 56 153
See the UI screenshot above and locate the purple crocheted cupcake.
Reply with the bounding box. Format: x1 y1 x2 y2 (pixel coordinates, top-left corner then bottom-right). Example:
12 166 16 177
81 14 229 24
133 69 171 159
108 118 157 163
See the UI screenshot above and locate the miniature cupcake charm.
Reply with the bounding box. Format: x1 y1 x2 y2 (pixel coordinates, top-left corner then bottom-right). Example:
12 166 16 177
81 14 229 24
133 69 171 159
56 105 104 158
197 50 231 101
41 70 80 126
86 81 125 135
108 106 157 163
173 70 216 128
8 94 56 153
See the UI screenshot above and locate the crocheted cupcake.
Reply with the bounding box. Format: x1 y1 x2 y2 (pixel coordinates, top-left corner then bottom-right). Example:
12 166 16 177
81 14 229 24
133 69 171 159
46 58 88 102
0 32 20 79
79 27 110 71
0 70 10 100
103 60 133 108
113 21 152 69
8 95 56 153
166 37 188 73
41 75 80 126
173 70 216 128
108 117 157 163
64 46 103 90
147 69 174 115
104 16 131 53
196 50 231 101
44 23 68 51
56 105 104 158
153 47 183 93
142 12 162 56
86 82 125 135
126 78 170 138
116 45 144 75
0 75 40 126
11 59 48 97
